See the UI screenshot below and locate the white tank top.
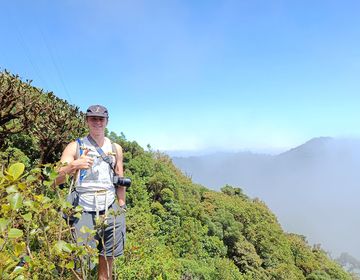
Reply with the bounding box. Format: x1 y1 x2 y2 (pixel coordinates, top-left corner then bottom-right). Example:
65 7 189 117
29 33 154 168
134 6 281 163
75 136 116 211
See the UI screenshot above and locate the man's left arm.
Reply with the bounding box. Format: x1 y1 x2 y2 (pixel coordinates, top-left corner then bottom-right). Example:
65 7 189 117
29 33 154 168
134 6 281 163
114 143 126 206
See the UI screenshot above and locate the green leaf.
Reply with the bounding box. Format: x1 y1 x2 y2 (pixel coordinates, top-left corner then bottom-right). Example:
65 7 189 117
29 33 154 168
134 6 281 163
62 201 73 209
30 229 40 236
23 200 34 208
1 204 11 212
79 225 96 236
9 193 23 210
8 163 25 180
6 185 18 193
0 218 9 232
80 225 91 234
30 168 41 174
74 212 82 219
54 240 65 253
14 242 26 256
17 183 26 191
55 240 72 253
49 170 58 180
26 175 37 183
8 228 23 239
76 237 84 243
43 180 52 187
22 213 32 222
42 196 51 204
65 260 75 269
14 274 25 280
43 166 52 177
74 205 83 212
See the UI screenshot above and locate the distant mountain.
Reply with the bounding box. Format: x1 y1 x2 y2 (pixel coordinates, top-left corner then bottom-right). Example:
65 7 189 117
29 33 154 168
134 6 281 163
172 137 360 260
278 136 333 159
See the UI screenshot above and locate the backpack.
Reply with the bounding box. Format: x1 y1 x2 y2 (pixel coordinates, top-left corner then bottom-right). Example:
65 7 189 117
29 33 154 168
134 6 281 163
75 137 119 182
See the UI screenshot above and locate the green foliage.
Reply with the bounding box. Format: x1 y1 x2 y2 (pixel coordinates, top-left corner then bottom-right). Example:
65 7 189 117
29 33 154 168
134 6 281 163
0 163 96 279
116 206 181 279
306 271 332 280
0 70 352 279
0 147 31 170
179 258 244 280
0 71 42 144
221 185 249 200
0 70 86 164
32 92 87 163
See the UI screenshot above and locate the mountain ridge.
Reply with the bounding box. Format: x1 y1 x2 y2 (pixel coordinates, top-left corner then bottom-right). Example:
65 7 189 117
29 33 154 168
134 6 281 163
171 136 360 260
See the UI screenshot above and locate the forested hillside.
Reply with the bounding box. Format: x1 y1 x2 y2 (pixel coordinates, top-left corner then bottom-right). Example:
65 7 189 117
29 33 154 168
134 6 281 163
0 71 355 279
172 138 360 263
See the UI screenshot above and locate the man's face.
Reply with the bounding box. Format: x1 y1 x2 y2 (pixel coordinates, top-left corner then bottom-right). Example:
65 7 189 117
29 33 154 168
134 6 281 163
86 116 108 133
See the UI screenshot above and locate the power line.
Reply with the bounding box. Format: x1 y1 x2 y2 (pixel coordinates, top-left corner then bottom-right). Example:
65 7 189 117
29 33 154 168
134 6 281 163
12 19 50 90
38 26 73 103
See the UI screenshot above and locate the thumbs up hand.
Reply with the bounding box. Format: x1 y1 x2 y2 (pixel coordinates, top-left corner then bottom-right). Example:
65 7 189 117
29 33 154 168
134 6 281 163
82 148 90 157
74 148 94 170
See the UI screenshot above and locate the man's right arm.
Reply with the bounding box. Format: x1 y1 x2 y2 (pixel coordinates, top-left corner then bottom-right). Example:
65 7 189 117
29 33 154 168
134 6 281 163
55 142 77 185
55 141 93 185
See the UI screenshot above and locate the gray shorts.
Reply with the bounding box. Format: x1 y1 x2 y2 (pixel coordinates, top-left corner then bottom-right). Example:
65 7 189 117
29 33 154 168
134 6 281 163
72 201 126 258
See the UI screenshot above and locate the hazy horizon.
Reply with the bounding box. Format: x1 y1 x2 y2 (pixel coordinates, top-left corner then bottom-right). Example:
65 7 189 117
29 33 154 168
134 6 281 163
164 136 359 157
172 137 360 260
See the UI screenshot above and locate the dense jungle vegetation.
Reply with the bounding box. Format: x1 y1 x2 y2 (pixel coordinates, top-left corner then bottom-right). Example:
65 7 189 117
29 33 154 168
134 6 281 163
0 70 356 279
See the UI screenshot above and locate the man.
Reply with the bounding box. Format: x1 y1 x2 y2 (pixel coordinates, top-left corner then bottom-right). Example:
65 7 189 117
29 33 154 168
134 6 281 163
56 105 126 280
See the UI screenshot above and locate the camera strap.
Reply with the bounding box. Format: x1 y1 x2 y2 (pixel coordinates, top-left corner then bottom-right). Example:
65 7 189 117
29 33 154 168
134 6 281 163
87 135 116 174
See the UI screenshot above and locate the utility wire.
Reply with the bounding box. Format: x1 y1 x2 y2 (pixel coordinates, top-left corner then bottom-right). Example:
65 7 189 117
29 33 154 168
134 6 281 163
38 26 73 103
12 20 50 90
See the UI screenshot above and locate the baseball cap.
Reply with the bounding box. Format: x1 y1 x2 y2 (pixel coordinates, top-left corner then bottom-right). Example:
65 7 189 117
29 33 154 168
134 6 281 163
86 105 109 118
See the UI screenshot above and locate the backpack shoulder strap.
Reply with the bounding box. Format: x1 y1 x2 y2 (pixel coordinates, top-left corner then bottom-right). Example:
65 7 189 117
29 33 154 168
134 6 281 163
87 135 116 172
112 142 118 169
75 138 86 184
68 138 83 194
75 138 83 160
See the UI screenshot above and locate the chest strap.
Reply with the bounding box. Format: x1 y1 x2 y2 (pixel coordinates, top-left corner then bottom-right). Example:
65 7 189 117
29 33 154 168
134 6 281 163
87 135 117 173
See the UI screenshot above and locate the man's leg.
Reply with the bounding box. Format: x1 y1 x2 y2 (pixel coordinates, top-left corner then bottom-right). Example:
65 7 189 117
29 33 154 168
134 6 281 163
98 202 125 279
73 211 97 273
98 256 113 280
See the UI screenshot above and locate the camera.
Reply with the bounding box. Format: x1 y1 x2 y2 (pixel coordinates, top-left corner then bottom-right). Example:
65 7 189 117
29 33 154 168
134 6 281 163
113 175 131 188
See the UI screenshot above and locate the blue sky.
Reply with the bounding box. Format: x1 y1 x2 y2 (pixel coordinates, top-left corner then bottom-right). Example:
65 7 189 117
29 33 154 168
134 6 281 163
1 0 360 153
